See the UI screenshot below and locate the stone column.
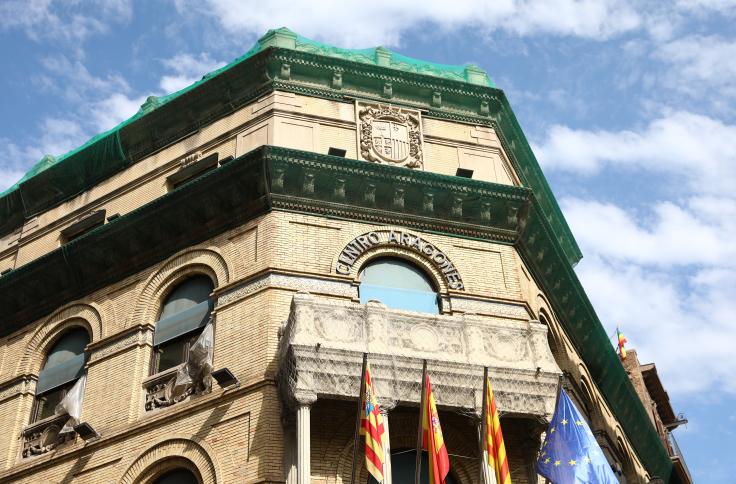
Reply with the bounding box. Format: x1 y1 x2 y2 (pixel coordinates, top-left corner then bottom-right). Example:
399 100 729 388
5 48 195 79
296 392 317 484
283 415 297 484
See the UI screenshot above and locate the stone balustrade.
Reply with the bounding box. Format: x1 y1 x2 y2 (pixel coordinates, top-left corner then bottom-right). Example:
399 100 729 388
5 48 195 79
278 292 561 417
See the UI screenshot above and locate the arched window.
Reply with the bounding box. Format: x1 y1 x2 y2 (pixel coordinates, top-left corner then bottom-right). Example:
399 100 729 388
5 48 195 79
359 258 439 313
152 276 214 374
153 468 200 484
34 327 90 422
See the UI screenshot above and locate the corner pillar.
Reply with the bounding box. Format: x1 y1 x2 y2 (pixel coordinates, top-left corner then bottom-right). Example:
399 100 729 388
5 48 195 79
296 392 317 484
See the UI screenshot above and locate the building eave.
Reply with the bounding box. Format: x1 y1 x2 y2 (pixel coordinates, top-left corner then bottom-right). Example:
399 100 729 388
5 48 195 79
0 38 581 266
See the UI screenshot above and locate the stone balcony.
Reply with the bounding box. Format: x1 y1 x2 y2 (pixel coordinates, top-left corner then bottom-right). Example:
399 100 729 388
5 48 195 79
278 293 561 417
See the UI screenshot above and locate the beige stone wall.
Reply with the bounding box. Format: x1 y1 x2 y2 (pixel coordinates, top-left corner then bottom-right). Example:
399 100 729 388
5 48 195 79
0 89 653 482
1 91 519 272
0 208 651 482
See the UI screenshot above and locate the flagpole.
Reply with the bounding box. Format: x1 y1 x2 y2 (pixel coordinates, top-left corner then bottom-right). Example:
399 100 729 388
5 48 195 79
415 359 428 484
479 367 489 484
351 352 368 484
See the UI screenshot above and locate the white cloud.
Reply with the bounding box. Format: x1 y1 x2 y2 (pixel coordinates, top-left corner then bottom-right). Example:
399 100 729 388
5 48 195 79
675 0 736 13
576 255 736 395
37 55 131 103
173 0 642 48
90 93 146 132
533 111 736 193
655 35 736 103
561 197 736 267
539 111 736 397
0 0 132 43
159 53 226 93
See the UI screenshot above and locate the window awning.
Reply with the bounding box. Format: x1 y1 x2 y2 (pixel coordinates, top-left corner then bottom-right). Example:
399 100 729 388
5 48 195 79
154 299 212 346
36 352 86 395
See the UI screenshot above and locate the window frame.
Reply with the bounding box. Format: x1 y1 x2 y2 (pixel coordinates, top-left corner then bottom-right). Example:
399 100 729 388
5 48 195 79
149 330 201 376
31 327 90 424
358 256 440 314
149 275 214 377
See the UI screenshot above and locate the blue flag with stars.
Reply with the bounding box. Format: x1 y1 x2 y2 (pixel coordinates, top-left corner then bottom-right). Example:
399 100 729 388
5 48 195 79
536 389 619 483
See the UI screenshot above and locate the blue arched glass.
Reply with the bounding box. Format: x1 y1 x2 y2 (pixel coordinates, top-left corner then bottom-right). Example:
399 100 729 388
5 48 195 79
359 258 439 313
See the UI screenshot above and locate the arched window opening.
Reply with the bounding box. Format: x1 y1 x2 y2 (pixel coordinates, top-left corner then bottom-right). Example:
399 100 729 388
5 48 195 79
152 275 214 375
34 327 90 422
359 258 439 314
539 312 565 368
153 468 200 484
368 449 458 484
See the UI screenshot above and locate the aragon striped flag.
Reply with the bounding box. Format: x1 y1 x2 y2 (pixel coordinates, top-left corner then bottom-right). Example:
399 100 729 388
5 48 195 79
422 374 451 484
360 363 386 482
485 375 512 484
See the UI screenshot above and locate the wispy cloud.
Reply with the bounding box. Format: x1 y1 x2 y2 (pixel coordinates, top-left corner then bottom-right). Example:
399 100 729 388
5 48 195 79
535 109 736 396
532 111 736 193
654 35 736 110
0 0 132 44
159 53 225 94
173 0 643 48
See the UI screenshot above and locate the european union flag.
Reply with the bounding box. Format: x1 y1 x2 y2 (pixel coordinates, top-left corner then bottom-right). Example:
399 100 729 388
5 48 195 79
536 389 619 483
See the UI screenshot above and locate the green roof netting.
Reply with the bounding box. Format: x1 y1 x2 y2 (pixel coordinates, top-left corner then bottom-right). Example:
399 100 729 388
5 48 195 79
0 27 494 236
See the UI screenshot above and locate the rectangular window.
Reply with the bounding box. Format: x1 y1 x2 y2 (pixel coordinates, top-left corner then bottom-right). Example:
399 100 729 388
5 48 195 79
60 210 106 243
154 336 190 374
167 152 219 190
33 383 72 422
455 167 474 178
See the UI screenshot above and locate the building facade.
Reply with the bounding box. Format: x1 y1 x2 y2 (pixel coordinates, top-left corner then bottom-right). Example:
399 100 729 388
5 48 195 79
0 28 686 483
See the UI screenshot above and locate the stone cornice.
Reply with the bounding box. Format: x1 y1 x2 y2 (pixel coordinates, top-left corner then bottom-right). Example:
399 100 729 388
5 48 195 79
0 44 580 267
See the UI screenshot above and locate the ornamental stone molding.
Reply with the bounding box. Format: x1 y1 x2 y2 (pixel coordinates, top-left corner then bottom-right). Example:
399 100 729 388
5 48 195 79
128 247 230 329
18 302 102 375
216 272 357 308
450 296 531 320
357 102 423 169
278 293 561 419
87 326 153 365
118 436 220 484
334 229 464 291
0 377 35 403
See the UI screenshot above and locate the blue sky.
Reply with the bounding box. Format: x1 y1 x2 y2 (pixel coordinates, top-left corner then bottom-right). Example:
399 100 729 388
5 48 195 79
1 1 735 481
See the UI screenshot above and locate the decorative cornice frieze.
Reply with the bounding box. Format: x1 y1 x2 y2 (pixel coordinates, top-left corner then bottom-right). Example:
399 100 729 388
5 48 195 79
87 326 153 365
0 376 35 403
217 272 356 308
449 296 531 320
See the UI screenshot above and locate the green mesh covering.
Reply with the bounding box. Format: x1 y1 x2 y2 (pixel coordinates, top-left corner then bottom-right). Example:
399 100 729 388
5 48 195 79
0 27 493 202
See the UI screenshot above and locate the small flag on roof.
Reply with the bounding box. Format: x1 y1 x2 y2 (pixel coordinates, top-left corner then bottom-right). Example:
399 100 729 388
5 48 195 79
616 327 627 360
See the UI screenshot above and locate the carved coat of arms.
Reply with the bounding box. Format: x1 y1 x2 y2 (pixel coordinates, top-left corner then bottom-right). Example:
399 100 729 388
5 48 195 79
357 103 423 169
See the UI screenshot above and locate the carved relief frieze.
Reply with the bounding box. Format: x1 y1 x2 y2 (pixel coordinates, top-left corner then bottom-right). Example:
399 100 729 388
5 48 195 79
21 414 75 458
279 293 562 416
357 102 423 169
216 272 357 308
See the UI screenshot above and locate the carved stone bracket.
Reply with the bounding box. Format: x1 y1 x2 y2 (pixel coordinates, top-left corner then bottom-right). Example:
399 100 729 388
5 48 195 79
142 365 210 412
21 414 75 459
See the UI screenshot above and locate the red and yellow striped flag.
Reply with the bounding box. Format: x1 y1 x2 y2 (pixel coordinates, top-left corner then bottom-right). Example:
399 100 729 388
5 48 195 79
486 376 511 484
360 363 386 482
422 374 450 484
